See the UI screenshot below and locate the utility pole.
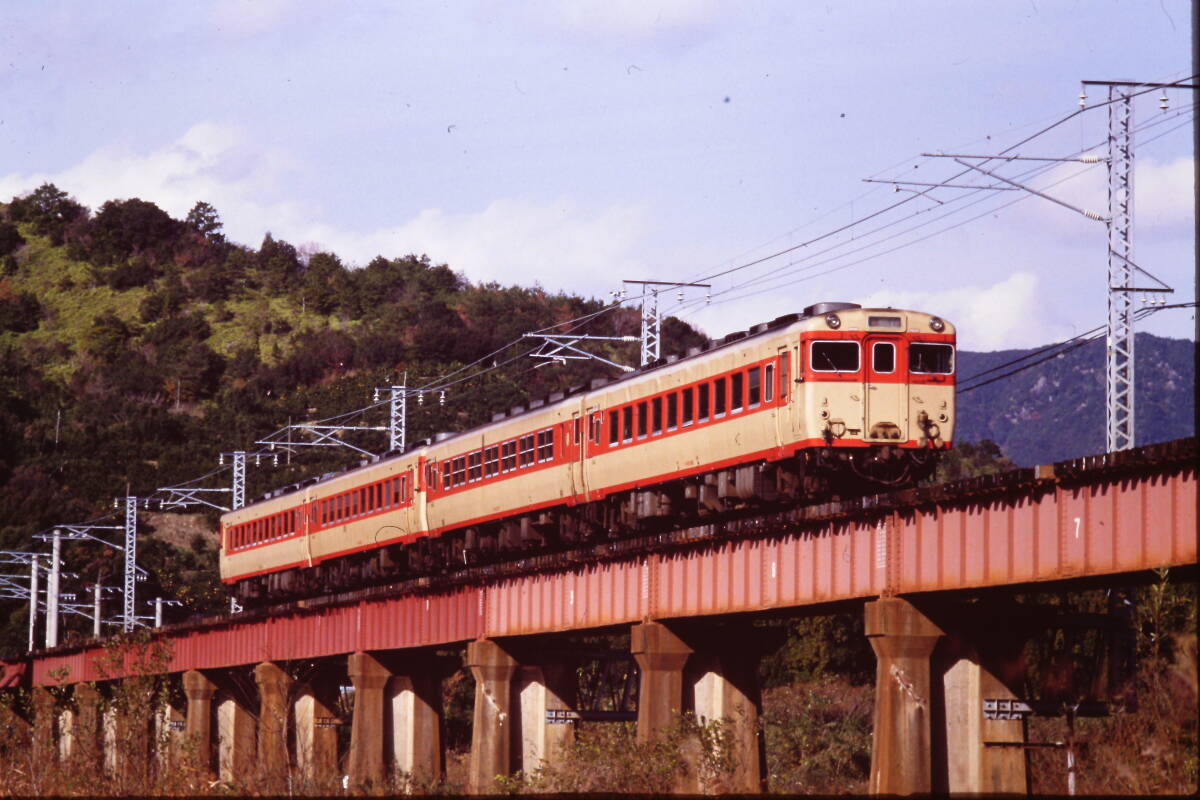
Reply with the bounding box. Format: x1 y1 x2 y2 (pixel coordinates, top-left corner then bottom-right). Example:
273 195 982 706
621 280 711 366
45 530 61 648
231 451 246 510
375 376 407 453
28 554 38 653
93 582 102 637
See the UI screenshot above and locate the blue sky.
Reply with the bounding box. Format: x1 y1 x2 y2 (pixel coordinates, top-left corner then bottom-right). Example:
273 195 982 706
1 1 1193 351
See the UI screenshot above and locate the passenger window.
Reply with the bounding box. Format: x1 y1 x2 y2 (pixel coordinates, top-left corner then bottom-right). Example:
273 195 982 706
519 435 536 467
731 373 744 412
748 367 761 406
873 342 896 374
502 441 517 472
682 387 694 425
468 451 482 482
652 397 663 435
622 406 633 442
714 378 727 417
811 341 860 372
637 402 648 439
608 411 619 446
666 393 678 430
698 384 710 422
537 429 554 462
764 364 774 402
484 446 499 478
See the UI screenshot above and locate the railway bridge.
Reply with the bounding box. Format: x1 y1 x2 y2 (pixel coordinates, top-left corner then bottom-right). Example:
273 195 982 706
1 438 1195 794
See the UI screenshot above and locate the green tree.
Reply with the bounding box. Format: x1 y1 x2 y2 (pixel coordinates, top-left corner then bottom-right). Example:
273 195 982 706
0 222 24 257
184 201 224 243
7 183 87 244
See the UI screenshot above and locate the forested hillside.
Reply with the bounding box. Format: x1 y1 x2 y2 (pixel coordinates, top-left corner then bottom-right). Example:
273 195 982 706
0 184 704 653
956 334 1195 466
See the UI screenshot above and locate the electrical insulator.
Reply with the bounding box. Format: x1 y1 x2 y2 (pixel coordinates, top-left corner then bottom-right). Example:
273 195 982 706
273 454 279 467
113 498 118 509
705 291 712 304
143 499 150 509
1159 92 1169 111
255 455 261 467
418 391 424 406
373 389 380 402
677 289 684 302
219 453 225 466
1078 90 1087 108
439 391 446 406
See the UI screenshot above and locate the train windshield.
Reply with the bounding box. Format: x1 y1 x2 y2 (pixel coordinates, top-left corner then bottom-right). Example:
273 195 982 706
810 341 860 372
909 343 954 374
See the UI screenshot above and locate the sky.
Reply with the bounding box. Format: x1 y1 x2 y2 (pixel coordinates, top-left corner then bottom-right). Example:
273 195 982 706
0 0 1194 352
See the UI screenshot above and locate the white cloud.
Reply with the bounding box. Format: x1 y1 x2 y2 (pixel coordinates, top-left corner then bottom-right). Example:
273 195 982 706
0 125 652 300
549 0 721 37
852 272 1058 351
1137 156 1194 231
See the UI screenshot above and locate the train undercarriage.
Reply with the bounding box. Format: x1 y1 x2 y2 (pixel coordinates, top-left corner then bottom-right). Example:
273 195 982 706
233 445 938 606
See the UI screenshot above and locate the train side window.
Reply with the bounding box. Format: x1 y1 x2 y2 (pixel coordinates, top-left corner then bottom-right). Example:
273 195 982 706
442 464 452 490
352 491 360 518
873 341 896 374
651 397 663 435
748 367 761 407
519 434 535 467
574 417 581 445
682 387 694 426
731 372 744 412
453 456 467 486
764 364 774 402
622 406 633 443
608 411 619 446
592 414 602 446
537 428 554 462
714 378 727 417
501 440 517 472
666 393 678 431
484 446 499 478
636 402 648 439
468 451 482 482
698 384 710 422
426 462 438 490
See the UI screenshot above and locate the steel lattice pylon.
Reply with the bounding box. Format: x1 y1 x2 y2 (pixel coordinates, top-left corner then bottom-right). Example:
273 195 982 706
389 384 406 452
231 451 246 510
1106 87 1135 452
123 496 137 632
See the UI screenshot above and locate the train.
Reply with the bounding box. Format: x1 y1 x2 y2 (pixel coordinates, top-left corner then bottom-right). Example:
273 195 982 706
219 302 956 603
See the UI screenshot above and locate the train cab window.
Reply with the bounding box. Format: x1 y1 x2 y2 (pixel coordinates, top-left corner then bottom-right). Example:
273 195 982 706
622 406 633 443
636 402 648 439
537 429 554 462
872 342 896 374
748 367 761 407
764 364 775 403
811 341 860 372
501 440 517 472
909 343 954 374
651 397 663 435
666 393 678 431
519 434 536 467
682 387 694 426
468 451 483 482
698 384 710 422
484 446 500 478
714 378 727 417
731 373 744 412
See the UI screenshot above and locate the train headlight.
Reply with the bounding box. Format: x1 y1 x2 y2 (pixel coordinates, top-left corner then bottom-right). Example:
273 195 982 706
929 316 945 332
824 313 841 329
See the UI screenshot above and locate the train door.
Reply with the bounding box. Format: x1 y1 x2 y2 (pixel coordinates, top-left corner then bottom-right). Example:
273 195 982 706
863 336 906 442
778 344 800 441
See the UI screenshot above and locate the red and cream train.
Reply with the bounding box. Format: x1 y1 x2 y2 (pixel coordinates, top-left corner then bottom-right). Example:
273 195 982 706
220 302 956 602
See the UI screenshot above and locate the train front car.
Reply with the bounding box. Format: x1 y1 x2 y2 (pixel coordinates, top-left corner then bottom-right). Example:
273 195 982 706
794 302 954 488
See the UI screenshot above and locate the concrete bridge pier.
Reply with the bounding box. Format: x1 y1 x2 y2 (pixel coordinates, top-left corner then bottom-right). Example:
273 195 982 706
182 669 217 775
154 693 185 771
347 651 392 789
32 686 56 770
293 678 340 785
632 620 766 793
215 685 256 784
254 662 292 786
866 596 1028 795
385 654 445 786
72 682 101 769
466 638 519 794
515 660 576 774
